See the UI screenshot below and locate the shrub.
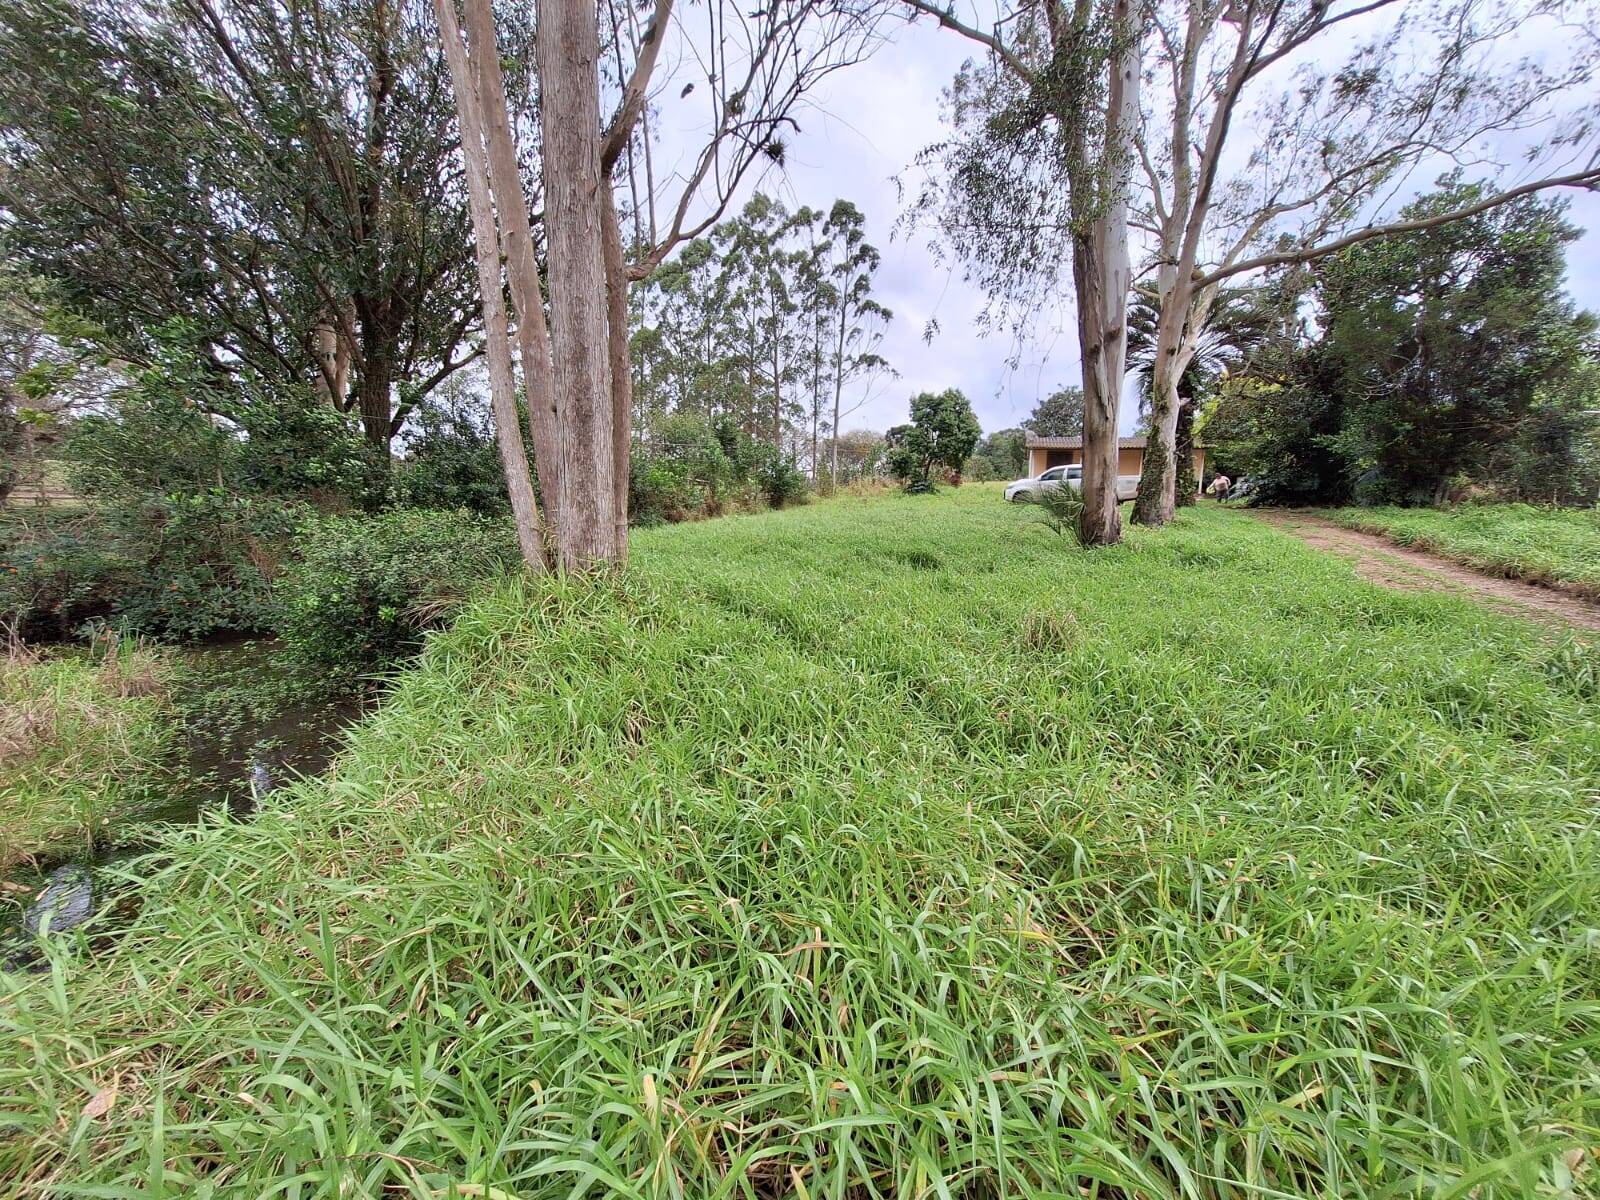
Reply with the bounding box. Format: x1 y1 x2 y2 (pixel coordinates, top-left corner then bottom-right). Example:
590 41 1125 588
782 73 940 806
1035 483 1086 546
756 454 809 508
65 369 381 508
0 494 305 641
629 454 705 525
274 509 520 675
391 389 517 515
630 415 809 520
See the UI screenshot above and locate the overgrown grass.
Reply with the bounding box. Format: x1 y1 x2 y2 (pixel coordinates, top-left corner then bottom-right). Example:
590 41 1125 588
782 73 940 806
0 637 169 874
1326 502 1600 600
3 487 1599 1197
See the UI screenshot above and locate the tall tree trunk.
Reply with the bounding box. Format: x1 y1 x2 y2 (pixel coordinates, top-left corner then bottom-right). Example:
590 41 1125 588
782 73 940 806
1133 344 1182 526
1073 234 1122 547
312 314 339 404
770 305 782 450
830 300 846 486
1133 279 1189 525
462 0 563 532
1174 397 1197 506
356 346 395 452
601 185 632 561
537 0 620 569
434 0 546 568
1072 0 1138 547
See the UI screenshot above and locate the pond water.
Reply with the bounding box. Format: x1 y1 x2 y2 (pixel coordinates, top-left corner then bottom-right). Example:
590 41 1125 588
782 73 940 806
2 638 370 958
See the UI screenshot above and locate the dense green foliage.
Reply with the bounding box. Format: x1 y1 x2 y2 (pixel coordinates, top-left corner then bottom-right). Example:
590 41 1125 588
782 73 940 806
1020 386 1084 437
965 426 1028 481
886 389 982 488
628 413 810 524
274 509 520 675
1207 182 1599 505
4 491 1597 1196
1327 502 1600 599
0 0 495 448
0 494 305 641
390 389 516 517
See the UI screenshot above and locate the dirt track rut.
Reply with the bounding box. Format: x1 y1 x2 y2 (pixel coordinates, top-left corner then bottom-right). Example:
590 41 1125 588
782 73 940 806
1255 509 1600 633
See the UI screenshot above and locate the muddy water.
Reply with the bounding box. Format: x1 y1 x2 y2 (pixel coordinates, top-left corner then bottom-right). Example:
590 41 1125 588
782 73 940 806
145 638 369 826
2 638 369 954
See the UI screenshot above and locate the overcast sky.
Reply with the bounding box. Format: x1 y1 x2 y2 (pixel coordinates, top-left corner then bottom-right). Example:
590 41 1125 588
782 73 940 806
645 7 1600 440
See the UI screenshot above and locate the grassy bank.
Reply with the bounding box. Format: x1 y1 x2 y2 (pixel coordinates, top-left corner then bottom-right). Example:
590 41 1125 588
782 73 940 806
1326 502 1600 599
0 640 169 875
4 488 1599 1197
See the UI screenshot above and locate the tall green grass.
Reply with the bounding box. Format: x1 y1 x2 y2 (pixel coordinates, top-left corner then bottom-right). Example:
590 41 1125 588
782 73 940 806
3 487 1598 1197
1 639 169 875
1327 502 1600 599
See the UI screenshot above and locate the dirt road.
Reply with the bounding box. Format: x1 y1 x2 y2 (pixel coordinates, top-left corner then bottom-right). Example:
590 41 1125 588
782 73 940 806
1256 509 1600 633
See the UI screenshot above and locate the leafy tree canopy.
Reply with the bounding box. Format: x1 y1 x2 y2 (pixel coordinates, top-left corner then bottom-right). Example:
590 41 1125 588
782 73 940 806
887 389 982 488
1022 388 1084 438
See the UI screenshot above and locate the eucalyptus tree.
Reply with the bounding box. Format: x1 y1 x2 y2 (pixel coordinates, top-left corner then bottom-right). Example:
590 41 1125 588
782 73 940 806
717 195 804 451
823 201 893 485
1127 285 1280 504
905 0 1142 545
0 0 499 452
438 0 888 570
790 207 839 479
629 193 892 472
1128 0 1600 527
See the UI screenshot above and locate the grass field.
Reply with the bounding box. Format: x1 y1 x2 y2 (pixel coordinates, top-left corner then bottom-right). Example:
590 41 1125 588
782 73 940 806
1326 502 1600 599
3 488 1598 1197
0 640 169 876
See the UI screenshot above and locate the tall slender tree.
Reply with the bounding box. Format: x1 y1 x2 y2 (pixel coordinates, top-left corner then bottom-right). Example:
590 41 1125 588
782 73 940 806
1129 0 1600 527
438 0 885 569
905 0 1142 545
823 200 893 485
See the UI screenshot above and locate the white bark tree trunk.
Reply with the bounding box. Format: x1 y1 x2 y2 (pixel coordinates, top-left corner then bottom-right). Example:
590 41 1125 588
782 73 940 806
462 0 564 533
434 0 546 569
1074 0 1139 547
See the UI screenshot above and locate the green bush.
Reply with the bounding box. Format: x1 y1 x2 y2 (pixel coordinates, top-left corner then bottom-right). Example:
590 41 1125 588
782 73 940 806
0 493 304 640
391 391 518 515
629 414 808 522
65 368 381 507
756 453 809 508
274 509 519 674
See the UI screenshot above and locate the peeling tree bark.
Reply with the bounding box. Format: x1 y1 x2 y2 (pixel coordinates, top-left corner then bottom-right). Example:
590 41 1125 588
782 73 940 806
434 0 547 570
601 185 632 562
1074 0 1139 548
537 0 620 569
461 0 564 535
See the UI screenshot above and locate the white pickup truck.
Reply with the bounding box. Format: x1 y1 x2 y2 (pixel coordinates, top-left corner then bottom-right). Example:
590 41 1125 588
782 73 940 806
1004 464 1139 503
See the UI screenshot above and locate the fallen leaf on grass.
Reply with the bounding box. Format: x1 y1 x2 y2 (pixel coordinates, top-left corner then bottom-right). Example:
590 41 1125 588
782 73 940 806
82 1085 117 1120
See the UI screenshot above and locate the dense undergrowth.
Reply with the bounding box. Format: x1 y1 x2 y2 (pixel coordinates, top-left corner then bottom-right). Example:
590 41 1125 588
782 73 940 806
3 488 1598 1197
1326 502 1600 600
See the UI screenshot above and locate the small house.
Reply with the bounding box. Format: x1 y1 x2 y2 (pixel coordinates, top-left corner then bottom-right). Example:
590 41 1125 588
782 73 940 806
1025 435 1205 487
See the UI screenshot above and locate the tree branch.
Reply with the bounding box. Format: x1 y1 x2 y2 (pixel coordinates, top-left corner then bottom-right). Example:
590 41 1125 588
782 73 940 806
899 0 1036 84
1200 168 1600 285
601 0 674 175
